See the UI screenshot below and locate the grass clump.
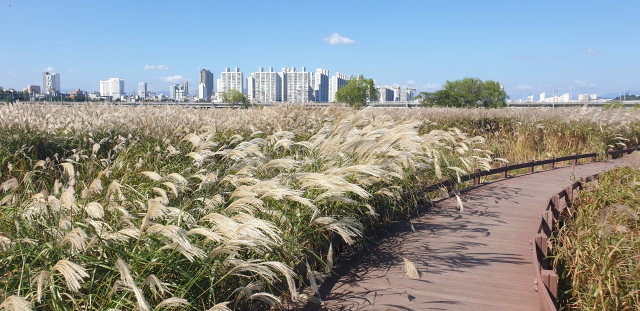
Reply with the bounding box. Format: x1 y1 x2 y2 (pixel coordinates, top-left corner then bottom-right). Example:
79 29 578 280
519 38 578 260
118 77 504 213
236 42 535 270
0 104 491 310
552 162 640 310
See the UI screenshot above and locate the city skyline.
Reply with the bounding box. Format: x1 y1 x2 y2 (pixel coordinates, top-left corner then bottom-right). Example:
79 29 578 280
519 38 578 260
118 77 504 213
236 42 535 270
1 0 639 99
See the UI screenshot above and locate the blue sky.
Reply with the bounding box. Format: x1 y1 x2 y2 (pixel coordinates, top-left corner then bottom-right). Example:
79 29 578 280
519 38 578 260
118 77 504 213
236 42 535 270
1 0 638 99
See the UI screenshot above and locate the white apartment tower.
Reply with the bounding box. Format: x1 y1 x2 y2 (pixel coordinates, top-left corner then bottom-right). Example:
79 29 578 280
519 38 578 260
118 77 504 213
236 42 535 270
42 72 61 95
217 67 243 94
392 86 402 101
182 81 189 98
251 67 282 103
138 82 147 99
314 69 329 102
328 72 348 103
377 85 395 102
284 67 312 104
247 77 255 101
199 69 214 99
99 78 125 97
170 85 178 100
198 83 208 100
278 69 288 102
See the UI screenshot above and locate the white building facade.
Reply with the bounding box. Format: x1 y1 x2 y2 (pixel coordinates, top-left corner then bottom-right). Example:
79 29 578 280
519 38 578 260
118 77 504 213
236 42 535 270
251 67 281 103
99 78 125 97
138 82 147 99
314 68 329 102
199 69 214 99
329 72 347 103
217 67 243 94
42 72 61 95
284 67 312 104
198 83 207 100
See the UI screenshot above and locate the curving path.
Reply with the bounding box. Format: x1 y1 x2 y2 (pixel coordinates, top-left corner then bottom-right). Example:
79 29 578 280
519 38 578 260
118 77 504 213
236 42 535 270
308 159 623 311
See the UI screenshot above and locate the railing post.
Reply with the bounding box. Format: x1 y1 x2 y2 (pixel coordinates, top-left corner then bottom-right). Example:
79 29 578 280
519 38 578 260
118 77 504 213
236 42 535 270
542 210 554 236
549 156 555 170
541 270 559 307
500 163 507 179
607 148 613 161
591 152 596 163
535 234 548 267
528 159 534 174
624 146 629 157
571 153 577 167
473 169 480 186
565 186 573 206
552 194 560 217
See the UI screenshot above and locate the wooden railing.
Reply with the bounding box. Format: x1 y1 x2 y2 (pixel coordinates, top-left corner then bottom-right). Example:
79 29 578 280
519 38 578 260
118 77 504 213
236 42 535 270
423 147 638 193
530 172 603 311
528 148 636 311
420 146 638 311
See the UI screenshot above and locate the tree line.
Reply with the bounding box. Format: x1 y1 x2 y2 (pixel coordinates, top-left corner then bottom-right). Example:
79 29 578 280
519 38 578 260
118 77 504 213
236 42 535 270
334 76 507 108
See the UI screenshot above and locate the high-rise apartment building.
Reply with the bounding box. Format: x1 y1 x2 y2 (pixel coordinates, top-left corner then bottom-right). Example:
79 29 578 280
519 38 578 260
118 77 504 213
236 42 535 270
405 88 416 101
247 77 255 101
328 72 348 103
284 67 312 104
138 82 147 99
169 83 188 100
42 72 61 95
99 78 125 98
392 86 402 101
251 67 281 103
377 85 394 102
182 81 189 98
170 85 178 100
198 83 207 100
314 69 329 102
199 69 214 99
217 67 243 94
26 85 41 95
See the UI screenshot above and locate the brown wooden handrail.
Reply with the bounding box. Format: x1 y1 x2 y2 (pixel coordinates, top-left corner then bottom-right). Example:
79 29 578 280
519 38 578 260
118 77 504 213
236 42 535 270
423 147 637 192
530 172 601 311
420 148 633 310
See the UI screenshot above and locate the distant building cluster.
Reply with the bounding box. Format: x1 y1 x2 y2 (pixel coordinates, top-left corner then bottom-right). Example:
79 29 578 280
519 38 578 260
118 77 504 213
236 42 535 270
376 85 416 103
12 68 420 104
508 92 607 104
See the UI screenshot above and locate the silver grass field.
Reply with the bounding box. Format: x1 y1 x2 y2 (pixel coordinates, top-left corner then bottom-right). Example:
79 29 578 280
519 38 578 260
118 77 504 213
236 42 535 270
0 103 638 310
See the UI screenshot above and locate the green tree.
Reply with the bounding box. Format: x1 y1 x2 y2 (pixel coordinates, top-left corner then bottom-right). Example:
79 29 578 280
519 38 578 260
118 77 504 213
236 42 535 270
221 89 250 108
417 77 508 108
334 75 378 108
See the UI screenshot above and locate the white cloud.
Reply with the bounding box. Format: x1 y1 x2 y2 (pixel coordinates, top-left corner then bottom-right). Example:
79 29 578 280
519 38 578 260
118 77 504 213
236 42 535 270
423 84 441 89
160 75 184 83
574 80 597 88
586 48 599 55
67 70 75 74
44 66 54 72
144 65 170 70
323 33 355 45
517 85 534 90
407 80 415 85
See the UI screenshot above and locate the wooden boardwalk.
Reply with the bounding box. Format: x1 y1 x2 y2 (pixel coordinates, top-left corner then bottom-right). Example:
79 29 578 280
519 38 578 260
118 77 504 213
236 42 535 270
310 160 622 311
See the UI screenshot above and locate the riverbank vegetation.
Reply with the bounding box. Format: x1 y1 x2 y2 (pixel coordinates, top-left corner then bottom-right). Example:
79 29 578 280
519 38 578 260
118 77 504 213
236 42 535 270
0 103 638 310
552 161 640 310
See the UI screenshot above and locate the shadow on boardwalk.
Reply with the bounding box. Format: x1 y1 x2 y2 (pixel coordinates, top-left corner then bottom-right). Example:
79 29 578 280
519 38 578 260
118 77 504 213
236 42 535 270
295 161 620 311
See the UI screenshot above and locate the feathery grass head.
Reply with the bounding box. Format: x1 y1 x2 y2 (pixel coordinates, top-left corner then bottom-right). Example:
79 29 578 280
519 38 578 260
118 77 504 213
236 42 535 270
0 295 32 311
51 260 89 292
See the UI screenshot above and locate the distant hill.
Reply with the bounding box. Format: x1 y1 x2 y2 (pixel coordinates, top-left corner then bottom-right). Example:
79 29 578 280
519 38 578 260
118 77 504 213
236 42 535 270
599 91 639 99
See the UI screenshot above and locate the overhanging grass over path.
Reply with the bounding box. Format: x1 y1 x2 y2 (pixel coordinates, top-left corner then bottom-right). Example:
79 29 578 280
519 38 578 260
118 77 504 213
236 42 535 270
552 159 640 310
314 160 623 311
